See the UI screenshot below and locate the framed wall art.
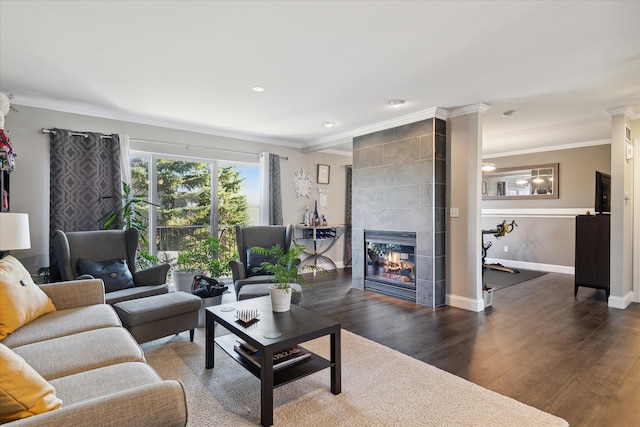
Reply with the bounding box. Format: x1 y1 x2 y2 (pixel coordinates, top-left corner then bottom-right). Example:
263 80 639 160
317 164 330 184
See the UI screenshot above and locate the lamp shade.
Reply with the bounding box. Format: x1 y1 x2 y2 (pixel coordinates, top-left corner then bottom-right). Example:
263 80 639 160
0 213 31 251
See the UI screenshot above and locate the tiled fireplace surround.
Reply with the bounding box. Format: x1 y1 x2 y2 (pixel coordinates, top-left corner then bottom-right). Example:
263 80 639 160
351 117 447 307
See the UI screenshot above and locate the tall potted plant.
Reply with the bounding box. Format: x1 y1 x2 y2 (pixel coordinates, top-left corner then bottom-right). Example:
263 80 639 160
250 243 316 312
173 250 206 293
98 181 164 271
173 237 229 293
98 182 157 246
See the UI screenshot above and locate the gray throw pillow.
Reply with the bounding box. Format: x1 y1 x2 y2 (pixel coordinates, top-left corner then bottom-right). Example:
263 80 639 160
77 258 135 293
246 249 276 277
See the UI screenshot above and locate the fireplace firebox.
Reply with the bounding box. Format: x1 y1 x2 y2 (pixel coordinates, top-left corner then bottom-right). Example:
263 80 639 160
364 230 416 302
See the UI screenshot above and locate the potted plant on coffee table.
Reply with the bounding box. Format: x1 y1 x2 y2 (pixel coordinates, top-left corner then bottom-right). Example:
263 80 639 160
250 243 317 312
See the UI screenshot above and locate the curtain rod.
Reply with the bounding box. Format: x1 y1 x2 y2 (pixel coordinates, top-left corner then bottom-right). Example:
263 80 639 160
131 137 287 160
41 128 288 159
42 128 113 139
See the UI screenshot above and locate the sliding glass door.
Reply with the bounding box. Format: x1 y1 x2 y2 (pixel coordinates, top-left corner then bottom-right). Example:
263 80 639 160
130 153 257 278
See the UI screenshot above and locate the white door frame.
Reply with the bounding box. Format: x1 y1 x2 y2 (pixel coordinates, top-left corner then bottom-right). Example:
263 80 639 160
633 137 640 302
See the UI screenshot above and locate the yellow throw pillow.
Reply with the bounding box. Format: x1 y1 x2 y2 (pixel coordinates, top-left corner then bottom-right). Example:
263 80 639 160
0 255 56 340
0 343 62 422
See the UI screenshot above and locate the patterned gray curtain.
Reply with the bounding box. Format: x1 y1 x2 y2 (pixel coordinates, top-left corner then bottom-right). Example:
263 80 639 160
344 165 352 267
269 153 283 225
49 129 122 266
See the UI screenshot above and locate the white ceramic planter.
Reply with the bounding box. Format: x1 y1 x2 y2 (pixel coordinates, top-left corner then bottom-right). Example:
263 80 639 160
269 285 292 312
172 270 202 293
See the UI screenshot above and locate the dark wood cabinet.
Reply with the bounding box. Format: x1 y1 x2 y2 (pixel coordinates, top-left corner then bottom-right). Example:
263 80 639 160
575 214 610 297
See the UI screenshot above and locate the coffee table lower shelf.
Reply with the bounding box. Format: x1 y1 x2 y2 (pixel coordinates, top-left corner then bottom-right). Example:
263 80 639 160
215 334 331 387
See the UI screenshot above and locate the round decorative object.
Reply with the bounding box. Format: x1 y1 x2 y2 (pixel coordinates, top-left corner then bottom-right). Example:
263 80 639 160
293 168 312 199
264 331 282 339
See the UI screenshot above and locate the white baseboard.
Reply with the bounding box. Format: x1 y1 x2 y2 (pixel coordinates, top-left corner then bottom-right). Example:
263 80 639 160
447 294 485 312
484 258 574 275
609 291 633 309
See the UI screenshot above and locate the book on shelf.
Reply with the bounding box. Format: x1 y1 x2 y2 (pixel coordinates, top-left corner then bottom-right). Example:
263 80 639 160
234 341 311 370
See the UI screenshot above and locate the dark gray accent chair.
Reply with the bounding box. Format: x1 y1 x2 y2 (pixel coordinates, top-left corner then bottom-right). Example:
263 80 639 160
229 224 302 304
53 228 170 305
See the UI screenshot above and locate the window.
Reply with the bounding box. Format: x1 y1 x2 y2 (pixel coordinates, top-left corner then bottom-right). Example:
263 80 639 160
130 152 258 278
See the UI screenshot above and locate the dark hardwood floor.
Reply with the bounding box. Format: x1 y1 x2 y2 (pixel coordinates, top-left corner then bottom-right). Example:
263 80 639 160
299 268 640 427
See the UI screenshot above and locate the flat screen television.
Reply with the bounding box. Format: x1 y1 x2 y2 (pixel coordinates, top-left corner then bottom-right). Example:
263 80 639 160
595 171 611 214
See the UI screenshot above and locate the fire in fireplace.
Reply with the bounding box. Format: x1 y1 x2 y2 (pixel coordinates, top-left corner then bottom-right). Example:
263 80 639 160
364 230 416 301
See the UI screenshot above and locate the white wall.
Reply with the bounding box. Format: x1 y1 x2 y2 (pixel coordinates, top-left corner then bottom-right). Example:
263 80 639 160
447 108 484 311
609 110 635 308
4 105 351 273
481 144 611 273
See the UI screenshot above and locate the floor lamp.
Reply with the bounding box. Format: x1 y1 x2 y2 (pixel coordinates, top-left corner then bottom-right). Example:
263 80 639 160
0 212 30 258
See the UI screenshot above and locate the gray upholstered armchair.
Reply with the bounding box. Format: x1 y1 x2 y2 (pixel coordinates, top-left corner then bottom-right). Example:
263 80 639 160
229 224 302 302
53 228 170 305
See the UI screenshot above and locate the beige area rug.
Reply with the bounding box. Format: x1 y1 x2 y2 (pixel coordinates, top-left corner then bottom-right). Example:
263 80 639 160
142 328 568 426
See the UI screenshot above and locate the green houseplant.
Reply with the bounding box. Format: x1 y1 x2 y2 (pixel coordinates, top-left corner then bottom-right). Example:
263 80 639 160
175 237 228 276
250 243 318 311
173 236 229 293
98 181 164 271
99 182 158 247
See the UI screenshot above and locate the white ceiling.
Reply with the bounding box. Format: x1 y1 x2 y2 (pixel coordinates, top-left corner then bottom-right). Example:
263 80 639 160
1 1 639 156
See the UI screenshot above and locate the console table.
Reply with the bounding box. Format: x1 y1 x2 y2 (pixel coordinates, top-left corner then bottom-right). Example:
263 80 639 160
293 225 344 270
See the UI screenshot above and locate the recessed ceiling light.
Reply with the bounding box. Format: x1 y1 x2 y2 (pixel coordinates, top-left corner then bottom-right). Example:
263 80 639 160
481 163 496 172
252 86 265 93
323 121 337 128
502 110 516 117
387 99 406 107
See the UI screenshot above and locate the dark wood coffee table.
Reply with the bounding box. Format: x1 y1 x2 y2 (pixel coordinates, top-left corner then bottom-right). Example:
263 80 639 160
205 296 341 427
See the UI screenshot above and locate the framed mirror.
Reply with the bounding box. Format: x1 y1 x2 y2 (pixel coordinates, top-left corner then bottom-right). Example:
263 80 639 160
482 163 558 200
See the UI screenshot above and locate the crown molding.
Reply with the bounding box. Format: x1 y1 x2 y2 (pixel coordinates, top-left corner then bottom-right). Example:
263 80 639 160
302 135 353 154
483 138 610 159
318 148 353 157
606 105 640 119
448 103 491 118
11 93 457 155
304 107 449 152
10 93 303 150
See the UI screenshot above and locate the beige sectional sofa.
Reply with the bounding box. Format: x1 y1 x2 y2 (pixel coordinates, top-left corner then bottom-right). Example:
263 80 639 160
1 276 188 426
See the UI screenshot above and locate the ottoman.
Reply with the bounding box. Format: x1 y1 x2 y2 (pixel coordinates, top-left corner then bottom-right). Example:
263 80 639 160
114 292 201 344
237 283 303 305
